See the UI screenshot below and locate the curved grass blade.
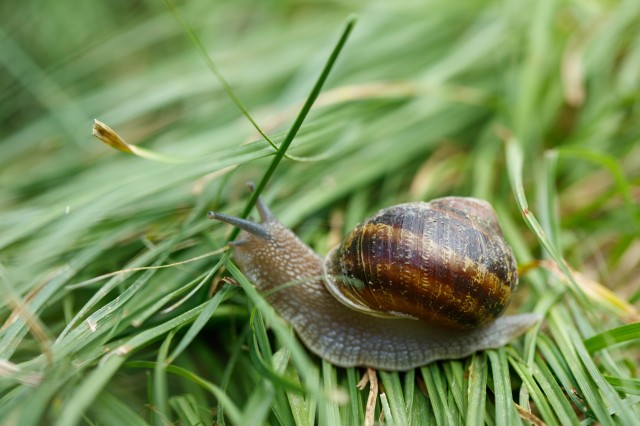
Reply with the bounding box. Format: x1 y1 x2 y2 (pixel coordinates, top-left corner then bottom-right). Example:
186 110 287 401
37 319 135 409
237 16 357 230
164 0 278 152
126 361 243 424
584 323 640 353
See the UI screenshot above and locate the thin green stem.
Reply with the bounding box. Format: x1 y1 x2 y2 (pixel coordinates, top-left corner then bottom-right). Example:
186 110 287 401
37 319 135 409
236 17 356 238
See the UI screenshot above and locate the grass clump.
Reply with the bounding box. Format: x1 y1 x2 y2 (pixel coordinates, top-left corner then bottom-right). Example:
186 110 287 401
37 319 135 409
1 0 639 425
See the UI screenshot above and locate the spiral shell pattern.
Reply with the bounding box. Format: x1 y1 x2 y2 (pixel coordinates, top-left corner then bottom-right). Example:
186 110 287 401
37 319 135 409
324 197 518 329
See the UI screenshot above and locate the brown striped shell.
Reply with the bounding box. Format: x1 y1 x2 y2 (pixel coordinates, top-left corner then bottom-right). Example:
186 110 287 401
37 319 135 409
322 197 518 330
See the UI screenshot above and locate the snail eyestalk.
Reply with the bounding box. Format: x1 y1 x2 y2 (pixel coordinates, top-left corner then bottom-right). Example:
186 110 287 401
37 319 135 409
244 181 276 223
208 211 271 240
255 197 275 223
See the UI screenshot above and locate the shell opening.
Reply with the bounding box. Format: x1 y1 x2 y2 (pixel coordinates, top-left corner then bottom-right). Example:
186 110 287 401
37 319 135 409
322 247 408 320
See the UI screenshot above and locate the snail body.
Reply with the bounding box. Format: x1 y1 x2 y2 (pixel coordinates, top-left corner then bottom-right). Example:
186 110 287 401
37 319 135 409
209 195 540 371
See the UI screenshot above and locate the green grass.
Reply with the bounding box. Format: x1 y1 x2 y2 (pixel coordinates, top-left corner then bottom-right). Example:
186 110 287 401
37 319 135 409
1 0 640 424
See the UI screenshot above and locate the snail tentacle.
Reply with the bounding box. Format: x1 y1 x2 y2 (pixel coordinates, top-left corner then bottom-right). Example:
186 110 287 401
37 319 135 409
208 211 271 240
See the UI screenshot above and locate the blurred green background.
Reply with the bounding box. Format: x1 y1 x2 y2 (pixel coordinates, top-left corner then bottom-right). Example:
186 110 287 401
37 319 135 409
1 0 639 425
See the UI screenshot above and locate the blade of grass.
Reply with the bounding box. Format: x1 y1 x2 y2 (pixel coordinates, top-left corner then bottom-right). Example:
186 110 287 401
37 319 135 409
127 361 243 424
237 16 357 230
168 394 202 425
512 0 556 146
421 364 456 425
403 369 416 418
378 371 408 426
284 365 312 426
556 146 639 229
225 261 322 401
505 136 591 307
536 334 588 413
546 306 626 426
571 327 635 425
0 27 88 146
166 269 231 363
320 360 341 426
164 0 278 151
532 354 582 425
380 392 393 425
56 299 221 426
247 310 305 393
466 353 487 426
508 357 559 426
487 350 521 426
442 361 465 416
92 392 149 426
217 322 252 425
602 376 640 396
154 330 174 425
346 368 363 424
584 323 640 353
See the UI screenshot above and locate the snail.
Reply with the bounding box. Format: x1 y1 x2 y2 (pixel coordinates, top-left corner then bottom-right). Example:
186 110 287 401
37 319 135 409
208 192 541 371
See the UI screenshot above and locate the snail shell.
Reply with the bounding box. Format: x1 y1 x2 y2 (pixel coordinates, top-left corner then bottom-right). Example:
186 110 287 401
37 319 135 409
323 198 518 329
208 194 540 371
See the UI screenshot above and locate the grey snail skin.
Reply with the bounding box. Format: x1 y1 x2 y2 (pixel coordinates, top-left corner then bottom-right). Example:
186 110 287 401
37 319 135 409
208 195 541 371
